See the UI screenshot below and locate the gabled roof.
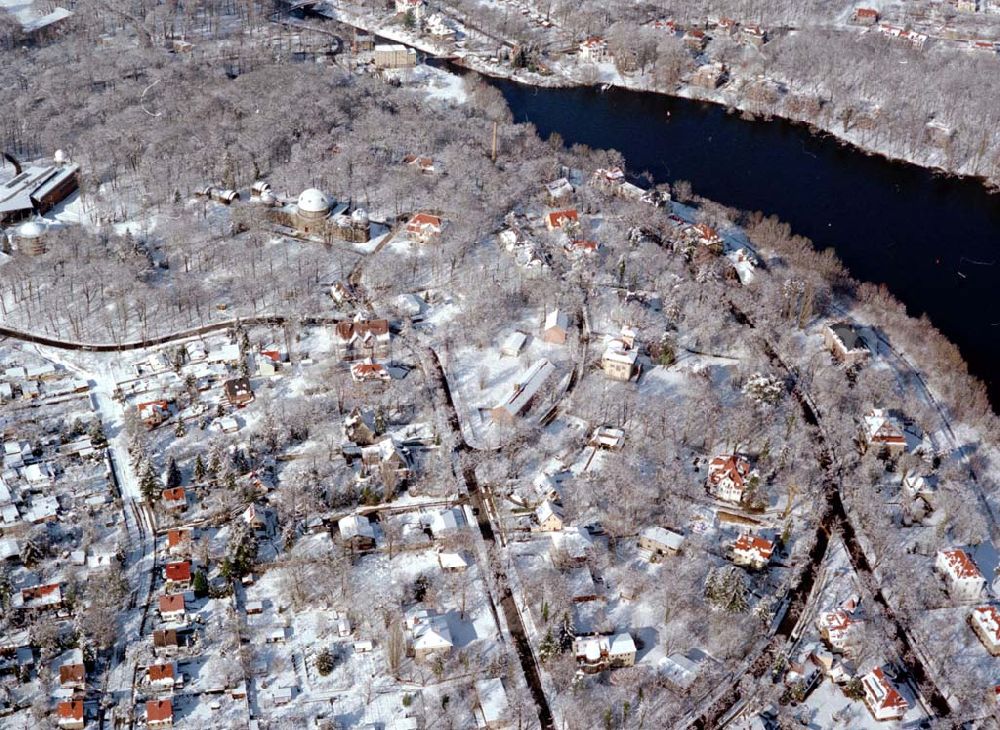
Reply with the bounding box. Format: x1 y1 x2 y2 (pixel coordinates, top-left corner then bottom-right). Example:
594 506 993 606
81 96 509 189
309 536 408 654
146 699 173 722
165 561 192 582
938 548 982 581
59 662 85 686
149 663 175 682
733 533 773 561
58 700 84 721
159 594 185 614
546 209 579 228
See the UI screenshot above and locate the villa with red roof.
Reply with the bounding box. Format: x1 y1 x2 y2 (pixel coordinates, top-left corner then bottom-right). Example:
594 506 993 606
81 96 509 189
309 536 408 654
159 594 186 623
861 666 909 721
971 605 1000 655
816 609 857 652
57 700 85 729
936 548 985 601
406 212 443 243
731 534 773 569
164 560 192 588
146 698 174 728
707 454 755 503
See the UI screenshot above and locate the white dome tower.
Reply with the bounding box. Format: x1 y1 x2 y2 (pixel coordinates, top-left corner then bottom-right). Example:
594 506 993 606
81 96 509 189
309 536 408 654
296 188 330 219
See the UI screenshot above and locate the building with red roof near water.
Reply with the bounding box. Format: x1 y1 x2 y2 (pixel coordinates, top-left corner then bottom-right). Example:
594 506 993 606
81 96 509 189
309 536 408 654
146 698 174 728
164 560 192 587
971 605 1000 655
861 666 908 721
732 534 773 569
57 700 85 729
935 549 985 601
707 454 755 503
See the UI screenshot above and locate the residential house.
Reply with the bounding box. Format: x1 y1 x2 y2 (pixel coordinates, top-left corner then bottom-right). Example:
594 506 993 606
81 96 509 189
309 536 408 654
164 561 192 589
350 361 391 383
572 633 637 672
148 663 176 691
475 677 509 730
567 566 600 602
852 7 879 24
338 514 376 550
13 582 62 611
535 499 565 531
936 549 985 601
638 526 684 560
691 62 727 89
359 437 410 488
242 503 269 533
861 409 907 455
343 407 380 446
860 667 909 721
59 659 86 691
437 548 470 572
544 177 574 205
223 377 254 407
545 209 579 231
146 699 174 729
590 425 625 450
374 44 417 69
823 322 870 366
707 454 755 503
152 630 179 656
395 0 425 20
428 508 461 539
333 319 391 362
541 309 569 344
403 154 437 174
490 359 555 425
564 238 600 257
816 610 857 652
407 212 444 243
741 24 766 46
732 534 773 569
601 328 639 381
161 487 186 512
683 28 708 50
406 608 453 661
138 400 171 428
159 594 186 623
970 605 1000 655
578 36 608 62
166 529 192 556
57 700 85 730
500 331 527 357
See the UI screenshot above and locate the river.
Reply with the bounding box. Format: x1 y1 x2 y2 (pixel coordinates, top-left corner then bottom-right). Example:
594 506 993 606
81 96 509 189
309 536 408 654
482 78 1000 404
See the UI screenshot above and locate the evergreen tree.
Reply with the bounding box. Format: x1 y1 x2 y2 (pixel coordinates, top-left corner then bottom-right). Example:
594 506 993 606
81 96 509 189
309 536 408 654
139 460 160 502
88 421 107 448
165 457 181 490
193 454 206 483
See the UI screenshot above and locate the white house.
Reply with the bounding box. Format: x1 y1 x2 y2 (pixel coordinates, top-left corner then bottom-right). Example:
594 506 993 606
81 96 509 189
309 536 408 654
816 610 857 652
535 499 564 531
572 633 636 670
971 605 1000 655
936 548 985 601
861 666 909 721
707 454 755 503
732 534 773 569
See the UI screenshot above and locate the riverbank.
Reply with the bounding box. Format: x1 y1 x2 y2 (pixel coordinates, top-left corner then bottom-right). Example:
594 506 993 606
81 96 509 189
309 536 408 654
451 58 1000 193
316 3 998 191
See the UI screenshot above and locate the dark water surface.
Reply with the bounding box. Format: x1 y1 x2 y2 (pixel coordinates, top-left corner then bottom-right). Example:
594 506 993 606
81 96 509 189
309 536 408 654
487 78 1000 402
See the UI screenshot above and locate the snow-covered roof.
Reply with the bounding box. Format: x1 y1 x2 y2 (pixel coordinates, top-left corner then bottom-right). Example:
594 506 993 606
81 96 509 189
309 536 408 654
544 309 568 331
493 359 555 418
475 678 508 726
338 514 375 541
640 526 684 552
297 188 330 214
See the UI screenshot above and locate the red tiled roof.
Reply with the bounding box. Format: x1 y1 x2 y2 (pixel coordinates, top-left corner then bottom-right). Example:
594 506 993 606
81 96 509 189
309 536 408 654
708 454 751 488
941 549 982 580
167 529 190 547
334 319 389 342
159 594 185 614
60 663 85 686
547 209 579 228
146 699 173 722
973 605 1000 642
149 663 175 682
865 667 908 711
162 487 185 502
58 700 84 720
165 561 191 582
734 533 773 559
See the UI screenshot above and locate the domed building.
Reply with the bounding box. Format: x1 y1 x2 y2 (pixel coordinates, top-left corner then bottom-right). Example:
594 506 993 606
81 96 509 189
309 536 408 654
17 220 46 255
295 188 331 234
